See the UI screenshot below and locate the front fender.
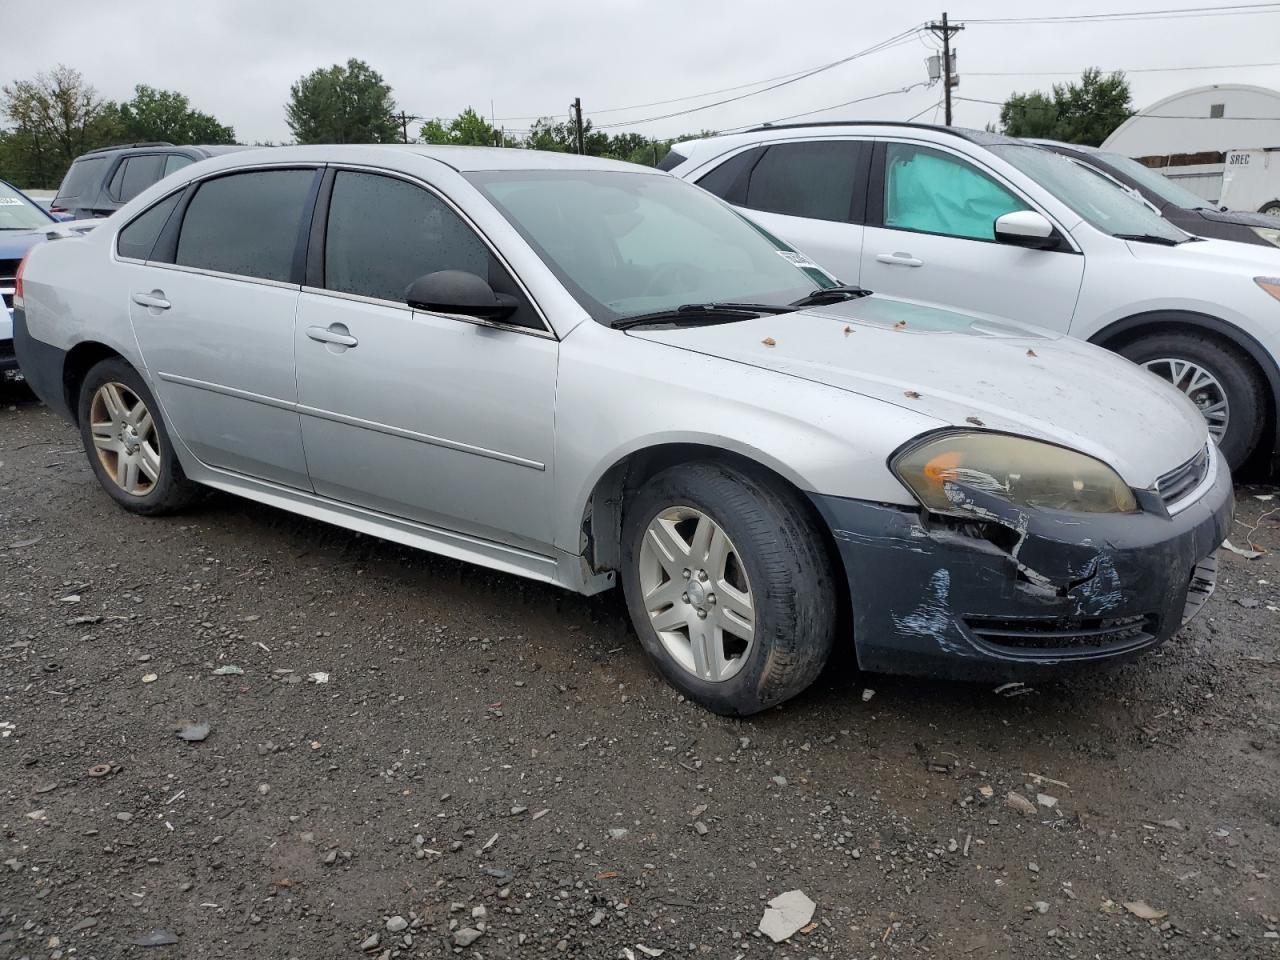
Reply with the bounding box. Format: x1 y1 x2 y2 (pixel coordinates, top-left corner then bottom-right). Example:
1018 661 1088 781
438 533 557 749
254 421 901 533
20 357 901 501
552 322 940 554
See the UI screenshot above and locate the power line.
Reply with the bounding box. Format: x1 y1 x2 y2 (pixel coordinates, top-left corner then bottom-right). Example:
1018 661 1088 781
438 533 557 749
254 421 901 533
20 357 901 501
907 99 946 122
962 2 1280 24
494 24 925 127
593 27 926 129
720 81 935 132
966 60 1280 77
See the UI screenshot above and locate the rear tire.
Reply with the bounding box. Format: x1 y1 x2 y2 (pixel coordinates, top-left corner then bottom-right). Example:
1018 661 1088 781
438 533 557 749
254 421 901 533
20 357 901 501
1117 332 1265 470
621 461 837 715
77 357 201 515
1260 200 1280 218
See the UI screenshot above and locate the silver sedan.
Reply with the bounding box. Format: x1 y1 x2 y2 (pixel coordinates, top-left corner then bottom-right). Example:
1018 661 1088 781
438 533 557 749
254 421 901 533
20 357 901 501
14 145 1231 714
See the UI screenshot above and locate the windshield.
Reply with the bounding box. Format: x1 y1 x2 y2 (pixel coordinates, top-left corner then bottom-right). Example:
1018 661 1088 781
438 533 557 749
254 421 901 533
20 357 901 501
1094 150 1214 211
467 170 834 324
0 181 53 230
992 144 1188 243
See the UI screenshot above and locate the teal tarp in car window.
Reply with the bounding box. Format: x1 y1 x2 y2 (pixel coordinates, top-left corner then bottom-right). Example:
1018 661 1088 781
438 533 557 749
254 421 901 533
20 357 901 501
885 145 1027 240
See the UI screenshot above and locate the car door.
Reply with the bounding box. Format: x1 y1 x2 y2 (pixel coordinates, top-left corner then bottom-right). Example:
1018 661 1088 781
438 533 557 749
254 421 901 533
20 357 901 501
124 166 319 489
293 168 558 549
695 139 868 283
860 140 1085 330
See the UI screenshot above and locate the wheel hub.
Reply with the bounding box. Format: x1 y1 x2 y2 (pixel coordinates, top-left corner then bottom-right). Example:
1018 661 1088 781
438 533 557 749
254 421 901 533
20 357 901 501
1140 357 1229 441
637 506 756 683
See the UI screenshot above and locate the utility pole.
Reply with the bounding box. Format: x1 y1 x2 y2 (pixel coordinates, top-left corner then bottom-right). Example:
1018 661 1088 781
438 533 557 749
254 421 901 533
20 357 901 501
570 97 584 154
396 110 411 144
927 13 963 125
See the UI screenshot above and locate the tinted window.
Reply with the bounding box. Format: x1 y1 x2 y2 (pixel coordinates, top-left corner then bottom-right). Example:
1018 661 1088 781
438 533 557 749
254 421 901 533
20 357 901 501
176 169 314 282
324 171 489 303
111 155 166 203
117 191 182 260
163 155 194 177
744 141 862 222
884 143 1028 241
655 149 687 172
695 147 763 205
56 156 106 200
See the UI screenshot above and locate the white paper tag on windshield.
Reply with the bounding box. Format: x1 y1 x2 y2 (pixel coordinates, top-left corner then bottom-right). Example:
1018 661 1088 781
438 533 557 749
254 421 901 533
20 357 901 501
776 250 820 269
0 197 24 206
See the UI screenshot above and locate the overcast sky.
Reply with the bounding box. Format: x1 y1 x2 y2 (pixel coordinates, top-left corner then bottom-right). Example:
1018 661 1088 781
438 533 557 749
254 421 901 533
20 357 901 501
4 0 1279 144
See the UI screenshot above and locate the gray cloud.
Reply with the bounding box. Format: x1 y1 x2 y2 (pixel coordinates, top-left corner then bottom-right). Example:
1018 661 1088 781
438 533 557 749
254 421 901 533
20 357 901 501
4 0 1278 144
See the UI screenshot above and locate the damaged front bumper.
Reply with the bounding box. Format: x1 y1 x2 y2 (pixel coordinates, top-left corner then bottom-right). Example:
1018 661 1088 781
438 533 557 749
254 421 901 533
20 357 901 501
811 450 1233 682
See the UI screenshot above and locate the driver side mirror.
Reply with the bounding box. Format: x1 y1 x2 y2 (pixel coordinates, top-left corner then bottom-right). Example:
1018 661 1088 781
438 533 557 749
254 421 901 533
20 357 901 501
993 210 1061 251
404 270 519 322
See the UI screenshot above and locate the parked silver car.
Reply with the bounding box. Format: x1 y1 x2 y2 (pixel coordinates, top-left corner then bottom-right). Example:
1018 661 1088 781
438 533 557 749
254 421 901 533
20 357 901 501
14 146 1231 714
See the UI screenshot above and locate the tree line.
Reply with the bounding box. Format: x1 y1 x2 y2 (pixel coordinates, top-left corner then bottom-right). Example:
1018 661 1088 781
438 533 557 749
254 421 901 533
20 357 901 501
0 59 712 190
1 57 1136 191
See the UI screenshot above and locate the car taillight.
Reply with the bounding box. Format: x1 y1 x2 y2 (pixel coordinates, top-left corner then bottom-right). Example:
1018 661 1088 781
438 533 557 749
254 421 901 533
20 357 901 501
50 206 67 214
13 253 28 309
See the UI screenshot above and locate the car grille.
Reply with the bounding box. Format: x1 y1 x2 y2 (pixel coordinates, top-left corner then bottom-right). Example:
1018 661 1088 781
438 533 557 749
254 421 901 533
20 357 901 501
1157 445 1211 507
964 613 1157 658
0 257 17 312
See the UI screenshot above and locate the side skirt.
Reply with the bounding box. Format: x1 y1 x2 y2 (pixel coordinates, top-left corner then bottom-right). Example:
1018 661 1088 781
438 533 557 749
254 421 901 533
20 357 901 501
187 463 615 596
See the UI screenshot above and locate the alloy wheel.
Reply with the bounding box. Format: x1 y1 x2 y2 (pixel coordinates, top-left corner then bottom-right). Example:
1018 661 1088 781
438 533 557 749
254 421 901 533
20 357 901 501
1141 357 1229 441
89 381 161 496
637 505 755 682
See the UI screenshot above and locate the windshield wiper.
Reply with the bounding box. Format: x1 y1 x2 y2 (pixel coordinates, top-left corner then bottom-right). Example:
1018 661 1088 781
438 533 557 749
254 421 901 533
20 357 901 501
611 302 795 330
1114 232 1183 246
790 284 871 307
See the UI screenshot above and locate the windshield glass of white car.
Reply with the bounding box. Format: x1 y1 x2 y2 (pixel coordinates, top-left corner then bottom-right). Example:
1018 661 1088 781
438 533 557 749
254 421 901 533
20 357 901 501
1096 149 1216 211
468 170 832 323
992 144 1190 243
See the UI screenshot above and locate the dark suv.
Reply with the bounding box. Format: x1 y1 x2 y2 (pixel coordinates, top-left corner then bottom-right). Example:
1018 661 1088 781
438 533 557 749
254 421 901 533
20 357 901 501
52 142 245 220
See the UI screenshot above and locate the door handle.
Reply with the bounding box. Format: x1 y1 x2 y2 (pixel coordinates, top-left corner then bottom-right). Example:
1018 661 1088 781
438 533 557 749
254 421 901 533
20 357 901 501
306 324 359 348
131 291 171 310
876 253 924 267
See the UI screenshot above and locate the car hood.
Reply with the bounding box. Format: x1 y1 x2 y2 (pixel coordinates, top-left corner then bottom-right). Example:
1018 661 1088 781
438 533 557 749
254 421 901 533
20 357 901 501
626 296 1207 488
0 228 52 260
1126 235 1280 270
1199 207 1280 229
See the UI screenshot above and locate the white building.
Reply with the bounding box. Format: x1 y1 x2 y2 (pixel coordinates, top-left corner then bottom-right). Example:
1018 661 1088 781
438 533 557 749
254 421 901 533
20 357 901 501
1102 84 1280 204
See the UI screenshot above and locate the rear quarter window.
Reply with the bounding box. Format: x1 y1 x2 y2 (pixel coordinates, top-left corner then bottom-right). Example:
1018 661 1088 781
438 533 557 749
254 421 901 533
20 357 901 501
117 191 183 261
57 156 107 200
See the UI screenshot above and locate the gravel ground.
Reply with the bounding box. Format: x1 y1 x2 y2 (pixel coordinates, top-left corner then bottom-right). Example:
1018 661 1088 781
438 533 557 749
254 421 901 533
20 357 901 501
2 393 1278 959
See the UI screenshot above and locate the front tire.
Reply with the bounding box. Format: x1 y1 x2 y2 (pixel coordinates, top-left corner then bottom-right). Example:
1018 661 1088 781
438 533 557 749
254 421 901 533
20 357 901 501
77 357 200 515
1117 332 1265 470
621 461 837 715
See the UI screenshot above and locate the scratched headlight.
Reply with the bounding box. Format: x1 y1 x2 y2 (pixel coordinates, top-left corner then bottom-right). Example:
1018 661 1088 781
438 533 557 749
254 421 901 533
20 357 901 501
891 431 1138 515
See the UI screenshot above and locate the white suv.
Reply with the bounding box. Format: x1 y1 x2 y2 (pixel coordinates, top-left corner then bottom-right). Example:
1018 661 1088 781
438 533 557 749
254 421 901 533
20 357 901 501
665 123 1280 469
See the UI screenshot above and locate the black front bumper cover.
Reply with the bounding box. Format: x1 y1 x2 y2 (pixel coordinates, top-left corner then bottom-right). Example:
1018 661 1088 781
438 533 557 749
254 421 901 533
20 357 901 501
810 453 1233 682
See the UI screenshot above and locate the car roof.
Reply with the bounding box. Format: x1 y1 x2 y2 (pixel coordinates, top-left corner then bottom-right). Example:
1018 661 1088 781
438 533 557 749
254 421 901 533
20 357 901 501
670 121 1027 162
205 143 652 174
1028 139 1102 155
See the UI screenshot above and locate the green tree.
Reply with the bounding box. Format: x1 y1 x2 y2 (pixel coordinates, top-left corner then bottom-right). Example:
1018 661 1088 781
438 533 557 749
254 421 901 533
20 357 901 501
116 85 235 144
1051 68 1133 147
0 65 119 187
998 68 1133 146
418 107 498 146
523 116 575 152
285 58 398 144
998 91 1058 139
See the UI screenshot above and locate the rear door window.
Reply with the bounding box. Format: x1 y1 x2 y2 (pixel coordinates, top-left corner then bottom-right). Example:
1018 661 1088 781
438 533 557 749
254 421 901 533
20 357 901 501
175 169 315 282
109 155 167 203
882 142 1028 240
743 141 864 222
